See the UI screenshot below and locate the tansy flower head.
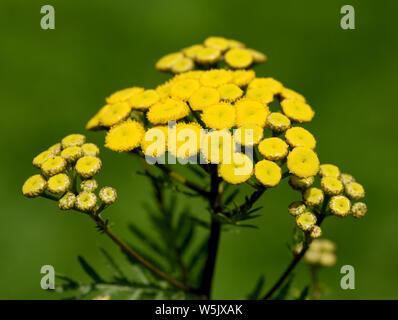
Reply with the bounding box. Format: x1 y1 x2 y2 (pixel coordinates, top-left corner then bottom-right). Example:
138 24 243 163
130 89 160 110
204 36 230 51
22 174 47 198
41 156 67 176
156 52 184 71
310 226 322 239
321 176 344 195
320 253 337 267
170 79 200 101
201 130 234 164
339 173 355 186
245 87 274 104
319 164 340 178
258 137 289 161
141 126 168 158
155 81 173 100
61 146 83 163
281 99 314 123
47 173 70 194
200 69 232 87
287 147 320 178
303 187 324 206
305 239 337 267
351 202 367 219
232 70 255 87
233 124 264 146
61 134 86 149
201 103 236 130
189 87 220 111
106 87 144 104
195 47 221 64
48 143 62 156
247 48 267 64
99 187 117 205
75 156 102 178
289 175 314 190
329 195 351 217
182 44 205 59
235 99 270 127
280 88 306 102
76 192 97 212
168 122 203 159
227 39 245 49
33 150 54 169
58 192 76 210
266 112 291 132
171 57 194 74
345 182 365 200
288 201 306 216
81 143 100 157
254 159 282 187
224 48 253 69
248 77 283 94
218 153 253 184
98 102 131 127
296 212 317 231
80 179 98 193
218 84 243 102
147 99 190 125
105 120 145 152
285 127 316 149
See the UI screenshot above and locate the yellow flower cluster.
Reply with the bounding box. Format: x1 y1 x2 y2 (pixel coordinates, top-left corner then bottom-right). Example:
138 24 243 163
304 239 337 267
156 36 267 74
22 134 117 213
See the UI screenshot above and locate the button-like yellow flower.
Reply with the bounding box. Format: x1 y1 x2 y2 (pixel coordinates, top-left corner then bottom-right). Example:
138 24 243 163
254 159 282 187
76 192 97 212
47 173 70 194
303 187 324 206
33 150 54 169
201 103 236 130
232 70 255 87
130 89 160 110
235 99 270 127
310 226 322 239
155 81 173 100
247 48 267 64
81 143 100 157
61 146 83 163
339 173 355 186
319 164 340 178
98 102 131 127
48 143 62 156
61 134 86 149
168 122 203 159
233 124 264 146
248 77 283 94
218 153 253 184
204 36 230 51
99 187 117 205
287 147 320 178
288 201 306 216
266 112 291 132
351 202 367 219
296 212 317 231
258 137 289 160
224 48 253 69
285 127 316 149
170 79 200 101
201 130 235 164
141 126 168 158
345 182 365 200
245 87 274 104
227 39 245 49
171 57 194 74
321 176 344 195
41 156 67 176
106 87 144 104
105 120 145 152
289 175 314 190
195 47 221 64
182 44 205 59
281 99 314 123
147 99 190 124
75 156 102 178
329 195 351 217
80 179 98 193
200 69 232 87
280 88 306 102
58 192 76 210
218 84 243 102
22 174 47 198
189 87 220 111
156 52 184 71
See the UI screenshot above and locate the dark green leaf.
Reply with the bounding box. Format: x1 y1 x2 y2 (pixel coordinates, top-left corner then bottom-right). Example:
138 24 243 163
297 285 310 300
247 276 265 300
77 256 104 283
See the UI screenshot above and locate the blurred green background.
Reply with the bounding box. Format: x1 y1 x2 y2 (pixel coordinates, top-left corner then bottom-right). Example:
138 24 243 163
1 0 397 299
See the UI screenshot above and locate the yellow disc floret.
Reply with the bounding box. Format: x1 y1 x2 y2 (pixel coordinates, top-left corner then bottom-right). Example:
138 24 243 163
254 159 282 187
248 77 283 94
61 134 86 148
129 89 160 110
296 212 317 231
98 102 131 127
247 48 267 64
319 164 340 178
258 137 289 161
22 174 47 198
204 36 230 51
287 147 320 178
147 99 190 124
201 103 236 130
171 57 194 74
280 88 306 102
200 69 233 87
232 70 255 87
106 87 144 104
61 146 83 163
47 173 70 194
189 87 220 111
156 52 184 71
329 195 351 217
75 156 102 178
201 130 234 164
168 122 203 159
81 143 100 157
170 79 200 101
235 99 269 127
245 87 274 104
218 153 253 184
105 120 145 152
281 99 315 123
285 127 316 149
76 192 97 212
41 156 67 176
33 150 54 169
289 175 314 190
218 84 243 102
195 47 221 64
321 177 344 195
345 182 365 200
141 126 168 158
233 124 264 146
266 112 291 132
303 187 324 206
225 48 253 69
